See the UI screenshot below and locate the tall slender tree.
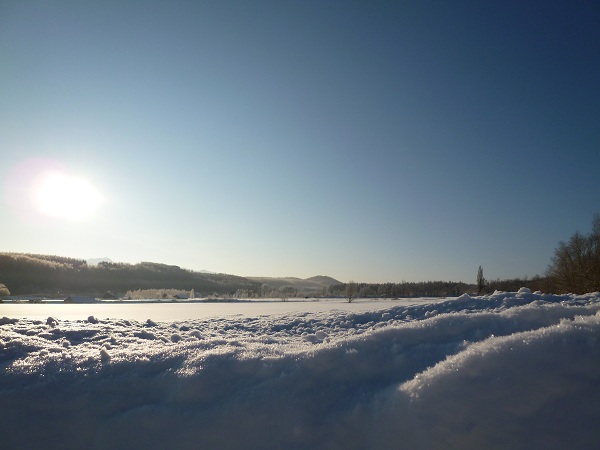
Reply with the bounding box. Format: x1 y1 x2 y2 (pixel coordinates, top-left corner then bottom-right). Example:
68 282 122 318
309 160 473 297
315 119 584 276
477 266 486 294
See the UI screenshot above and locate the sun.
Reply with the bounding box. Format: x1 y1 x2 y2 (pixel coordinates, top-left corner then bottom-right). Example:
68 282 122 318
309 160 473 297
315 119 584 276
33 171 103 220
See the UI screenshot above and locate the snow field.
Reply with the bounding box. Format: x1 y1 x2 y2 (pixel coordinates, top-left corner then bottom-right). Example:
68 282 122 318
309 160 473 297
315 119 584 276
1 289 600 449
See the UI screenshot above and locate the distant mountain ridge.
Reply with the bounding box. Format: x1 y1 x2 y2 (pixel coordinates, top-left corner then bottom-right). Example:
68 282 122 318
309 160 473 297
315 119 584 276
247 275 341 295
305 275 340 285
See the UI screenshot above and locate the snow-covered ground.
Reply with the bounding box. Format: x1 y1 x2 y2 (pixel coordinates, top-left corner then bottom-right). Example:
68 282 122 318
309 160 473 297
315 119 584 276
2 289 600 449
0 297 441 321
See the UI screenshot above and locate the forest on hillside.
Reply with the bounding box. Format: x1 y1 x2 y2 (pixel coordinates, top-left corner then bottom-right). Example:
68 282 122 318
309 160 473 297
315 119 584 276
0 253 260 297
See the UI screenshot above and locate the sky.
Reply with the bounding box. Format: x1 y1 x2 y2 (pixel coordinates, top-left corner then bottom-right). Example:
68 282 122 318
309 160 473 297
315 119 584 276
1 1 599 283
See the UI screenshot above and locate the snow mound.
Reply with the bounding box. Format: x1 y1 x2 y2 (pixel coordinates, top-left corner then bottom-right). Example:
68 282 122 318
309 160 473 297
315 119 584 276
1 291 600 449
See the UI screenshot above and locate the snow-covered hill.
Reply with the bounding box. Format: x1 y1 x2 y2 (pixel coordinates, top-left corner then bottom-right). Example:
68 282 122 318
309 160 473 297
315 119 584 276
1 289 600 449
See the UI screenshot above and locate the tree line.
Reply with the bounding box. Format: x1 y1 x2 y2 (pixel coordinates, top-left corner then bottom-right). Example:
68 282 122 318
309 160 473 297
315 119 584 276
545 214 600 294
1 216 599 298
325 215 600 298
328 280 472 298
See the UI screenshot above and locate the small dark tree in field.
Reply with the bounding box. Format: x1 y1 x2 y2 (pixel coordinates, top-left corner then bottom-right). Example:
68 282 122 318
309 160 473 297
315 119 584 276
345 281 357 303
547 215 600 294
477 266 486 294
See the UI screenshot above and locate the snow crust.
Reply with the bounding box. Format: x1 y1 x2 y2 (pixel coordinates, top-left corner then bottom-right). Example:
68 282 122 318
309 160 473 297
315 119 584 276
2 290 600 449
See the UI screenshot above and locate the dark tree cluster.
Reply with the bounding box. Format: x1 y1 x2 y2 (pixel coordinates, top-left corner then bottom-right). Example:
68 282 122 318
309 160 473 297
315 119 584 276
329 280 472 298
474 267 550 295
485 275 550 294
546 215 600 294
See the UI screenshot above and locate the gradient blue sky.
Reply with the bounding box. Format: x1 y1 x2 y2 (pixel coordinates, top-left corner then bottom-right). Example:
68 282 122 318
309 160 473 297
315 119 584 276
1 1 599 283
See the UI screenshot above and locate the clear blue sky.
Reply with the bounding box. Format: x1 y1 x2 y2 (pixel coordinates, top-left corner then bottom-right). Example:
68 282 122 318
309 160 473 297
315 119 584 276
1 1 599 283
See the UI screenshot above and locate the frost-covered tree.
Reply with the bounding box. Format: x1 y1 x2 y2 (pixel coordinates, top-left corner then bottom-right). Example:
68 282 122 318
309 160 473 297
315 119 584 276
345 281 357 303
0 282 10 297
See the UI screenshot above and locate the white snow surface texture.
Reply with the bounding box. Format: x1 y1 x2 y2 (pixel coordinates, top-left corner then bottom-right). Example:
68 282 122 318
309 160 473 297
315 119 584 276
2 289 600 449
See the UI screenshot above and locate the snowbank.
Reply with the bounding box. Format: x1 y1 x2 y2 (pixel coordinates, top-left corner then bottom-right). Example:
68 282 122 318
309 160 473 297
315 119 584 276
1 291 600 449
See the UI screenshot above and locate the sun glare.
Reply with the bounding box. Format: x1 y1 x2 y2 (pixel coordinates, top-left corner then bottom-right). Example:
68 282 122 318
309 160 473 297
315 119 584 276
33 171 103 220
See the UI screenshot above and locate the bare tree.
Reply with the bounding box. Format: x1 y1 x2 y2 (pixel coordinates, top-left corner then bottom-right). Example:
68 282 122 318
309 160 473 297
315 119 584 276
547 214 600 294
345 281 357 303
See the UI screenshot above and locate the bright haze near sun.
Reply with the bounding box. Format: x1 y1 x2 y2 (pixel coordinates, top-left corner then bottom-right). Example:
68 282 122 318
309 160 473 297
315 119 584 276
1 1 599 283
4 158 104 223
33 170 102 221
